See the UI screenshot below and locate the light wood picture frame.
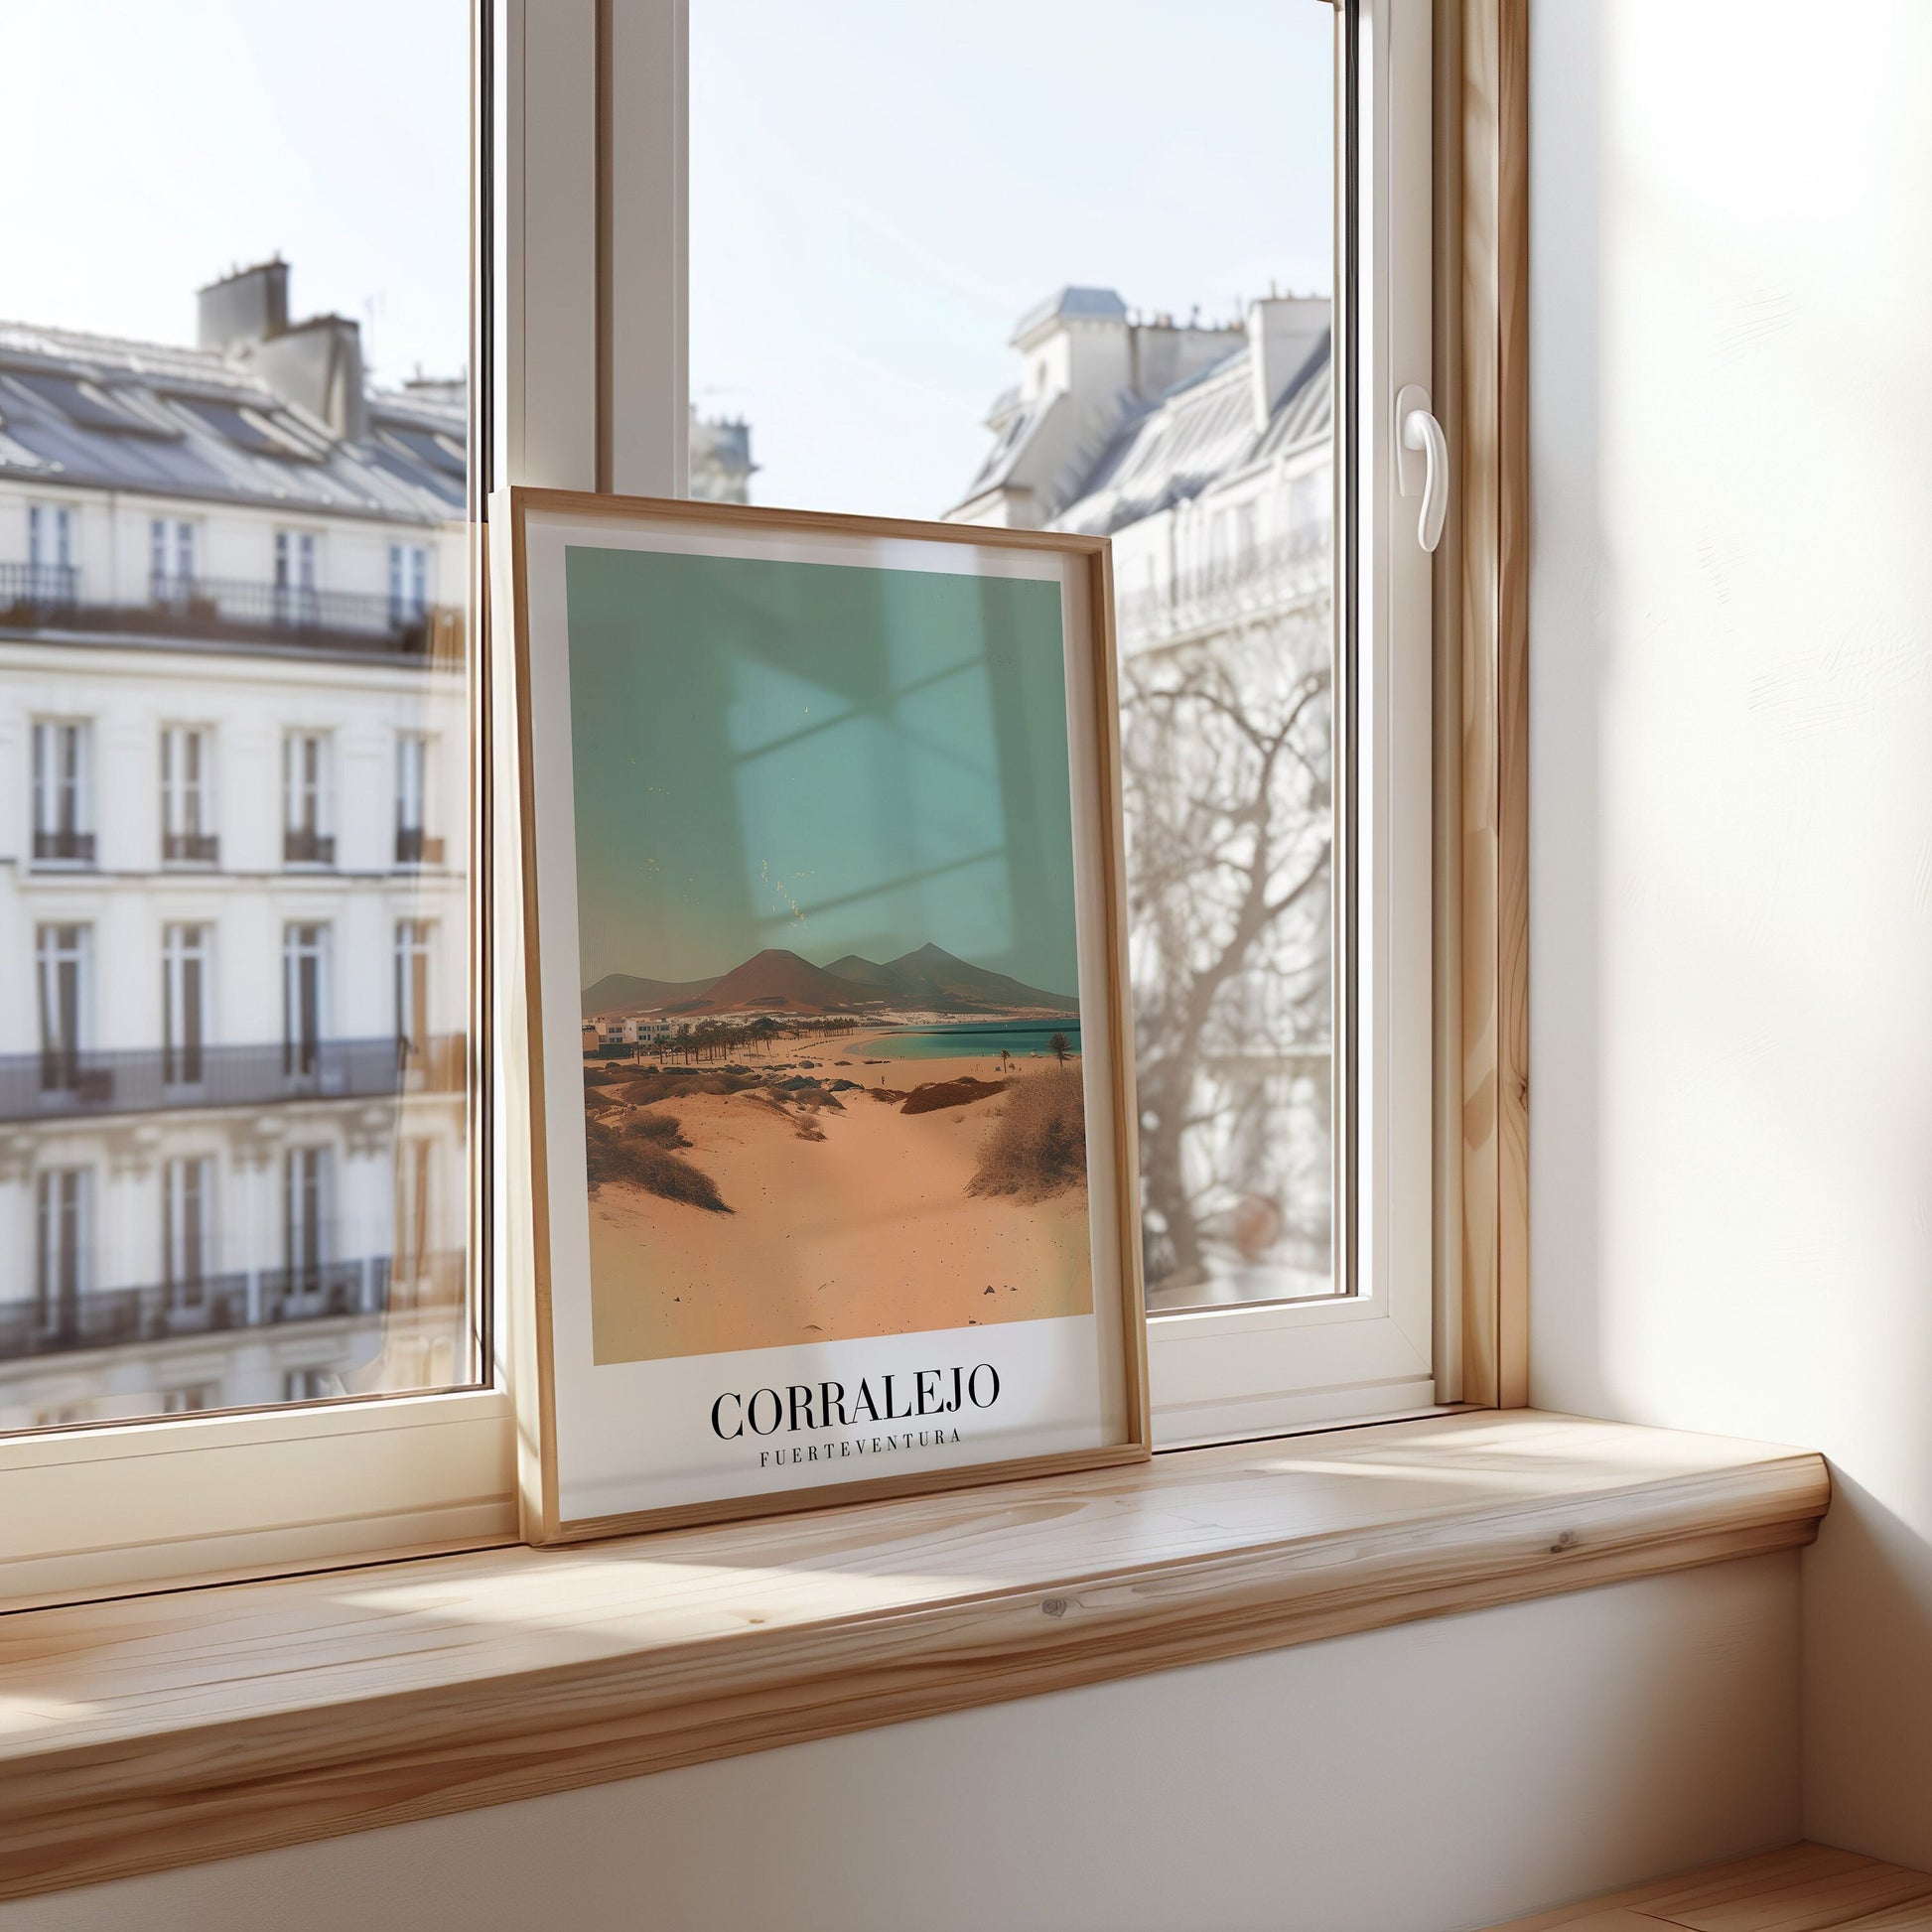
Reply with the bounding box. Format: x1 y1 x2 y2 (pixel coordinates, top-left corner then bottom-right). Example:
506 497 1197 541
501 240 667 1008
491 486 1150 1545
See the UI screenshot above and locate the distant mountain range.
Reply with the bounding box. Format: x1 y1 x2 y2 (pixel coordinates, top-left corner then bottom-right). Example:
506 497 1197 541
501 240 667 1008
583 942 1076 1020
579 972 720 1019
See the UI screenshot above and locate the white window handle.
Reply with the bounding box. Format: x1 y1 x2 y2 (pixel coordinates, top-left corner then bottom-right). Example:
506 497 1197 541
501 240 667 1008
1395 382 1449 554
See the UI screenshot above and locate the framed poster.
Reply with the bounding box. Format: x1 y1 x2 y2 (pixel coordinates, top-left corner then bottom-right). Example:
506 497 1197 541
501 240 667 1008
492 486 1149 1543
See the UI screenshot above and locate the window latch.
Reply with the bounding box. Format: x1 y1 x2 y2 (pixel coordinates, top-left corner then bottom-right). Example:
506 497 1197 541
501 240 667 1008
1395 383 1449 554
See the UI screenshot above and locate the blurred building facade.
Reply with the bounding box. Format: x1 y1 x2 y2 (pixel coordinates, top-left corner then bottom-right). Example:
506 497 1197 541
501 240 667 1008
951 287 1336 1306
0 260 476 1428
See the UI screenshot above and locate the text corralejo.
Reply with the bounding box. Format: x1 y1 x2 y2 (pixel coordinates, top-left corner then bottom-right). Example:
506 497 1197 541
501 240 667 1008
710 1364 1002 1442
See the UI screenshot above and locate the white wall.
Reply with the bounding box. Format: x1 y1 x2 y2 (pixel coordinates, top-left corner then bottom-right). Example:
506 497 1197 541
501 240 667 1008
1528 0 1932 1868
0 1560 1797 1932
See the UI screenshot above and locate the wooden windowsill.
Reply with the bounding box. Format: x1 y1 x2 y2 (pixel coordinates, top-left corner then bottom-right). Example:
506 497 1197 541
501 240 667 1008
0 1410 1828 1902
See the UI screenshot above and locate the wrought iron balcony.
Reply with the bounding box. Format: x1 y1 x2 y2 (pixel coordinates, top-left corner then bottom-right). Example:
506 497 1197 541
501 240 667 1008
283 826 336 866
0 1250 467 1364
163 830 219 865
394 825 447 867
0 562 463 662
32 828 95 865
10 1033 466 1119
1114 524 1332 649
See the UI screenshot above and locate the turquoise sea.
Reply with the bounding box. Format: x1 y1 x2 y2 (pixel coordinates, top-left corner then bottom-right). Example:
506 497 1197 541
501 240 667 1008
867 1020 1081 1062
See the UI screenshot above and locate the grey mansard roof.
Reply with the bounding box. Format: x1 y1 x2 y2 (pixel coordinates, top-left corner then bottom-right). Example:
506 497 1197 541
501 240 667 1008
1053 330 1331 536
0 321 465 525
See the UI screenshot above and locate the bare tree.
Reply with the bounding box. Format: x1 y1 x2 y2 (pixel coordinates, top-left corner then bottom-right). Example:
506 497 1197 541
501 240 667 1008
1119 608 1332 1296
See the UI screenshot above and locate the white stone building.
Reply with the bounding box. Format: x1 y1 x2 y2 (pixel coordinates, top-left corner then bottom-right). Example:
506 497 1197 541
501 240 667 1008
951 287 1335 1305
0 261 477 1427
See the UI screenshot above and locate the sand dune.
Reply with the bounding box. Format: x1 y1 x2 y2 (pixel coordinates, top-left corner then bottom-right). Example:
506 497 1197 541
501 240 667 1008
587 1035 1091 1364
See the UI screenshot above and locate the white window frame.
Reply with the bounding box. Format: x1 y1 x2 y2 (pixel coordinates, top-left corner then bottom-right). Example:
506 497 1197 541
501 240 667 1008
281 730 335 866
31 716 93 864
389 540 431 621
597 0 1440 1447
35 920 92 1081
281 920 334 1075
162 920 210 1087
0 0 1443 1608
160 722 215 862
162 1153 216 1304
395 916 433 1057
28 503 73 574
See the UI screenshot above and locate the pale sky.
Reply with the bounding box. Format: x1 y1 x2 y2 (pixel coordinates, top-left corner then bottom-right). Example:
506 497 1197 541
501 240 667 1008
7 0 470 390
8 1 1330 515
693 1 1333 516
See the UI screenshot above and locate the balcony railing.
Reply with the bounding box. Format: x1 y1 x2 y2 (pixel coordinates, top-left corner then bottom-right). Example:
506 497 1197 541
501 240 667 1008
1 563 78 611
163 830 219 865
283 826 337 866
1115 525 1333 648
10 1032 466 1119
32 827 95 865
394 826 446 866
0 1250 467 1364
0 562 462 661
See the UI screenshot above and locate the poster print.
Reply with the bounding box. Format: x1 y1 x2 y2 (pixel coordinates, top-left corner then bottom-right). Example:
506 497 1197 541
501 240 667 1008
498 489 1147 1542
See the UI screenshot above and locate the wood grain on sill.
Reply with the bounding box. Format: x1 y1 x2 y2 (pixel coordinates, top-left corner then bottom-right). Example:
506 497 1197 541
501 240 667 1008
0 1410 1828 1902
1484 1839 1932 1929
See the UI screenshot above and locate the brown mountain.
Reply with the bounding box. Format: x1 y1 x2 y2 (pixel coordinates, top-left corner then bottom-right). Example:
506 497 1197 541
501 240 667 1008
673 948 887 1017
820 943 1076 1014
581 971 720 1019
600 943 1078 1020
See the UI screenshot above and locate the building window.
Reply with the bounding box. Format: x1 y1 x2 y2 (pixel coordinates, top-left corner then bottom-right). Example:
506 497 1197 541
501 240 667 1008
163 923 209 1087
31 719 94 865
36 922 89 1094
282 923 329 1078
388 542 429 623
395 1137 433 1292
395 733 441 864
1288 465 1331 545
282 732 334 866
274 529 319 624
160 725 216 864
27 503 74 603
35 1168 90 1339
282 1147 333 1299
395 919 432 1063
163 1155 214 1307
150 518 197 603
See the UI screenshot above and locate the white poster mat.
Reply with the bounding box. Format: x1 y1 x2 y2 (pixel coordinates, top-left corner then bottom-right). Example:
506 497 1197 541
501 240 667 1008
520 505 1131 1522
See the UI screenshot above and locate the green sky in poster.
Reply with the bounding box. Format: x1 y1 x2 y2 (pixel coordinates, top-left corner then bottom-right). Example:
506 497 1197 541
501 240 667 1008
564 545 1080 996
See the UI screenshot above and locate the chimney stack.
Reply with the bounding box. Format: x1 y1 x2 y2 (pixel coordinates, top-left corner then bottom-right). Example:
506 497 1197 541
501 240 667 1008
251 317 368 442
197 258 289 354
196 258 368 442
1246 295 1329 434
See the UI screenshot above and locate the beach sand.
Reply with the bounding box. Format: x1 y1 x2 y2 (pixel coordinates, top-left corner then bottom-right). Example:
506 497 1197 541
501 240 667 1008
586 1033 1091 1363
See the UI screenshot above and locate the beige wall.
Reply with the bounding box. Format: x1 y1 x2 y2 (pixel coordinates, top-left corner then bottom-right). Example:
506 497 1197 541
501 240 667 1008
1527 0 1932 1868
0 1561 1796 1932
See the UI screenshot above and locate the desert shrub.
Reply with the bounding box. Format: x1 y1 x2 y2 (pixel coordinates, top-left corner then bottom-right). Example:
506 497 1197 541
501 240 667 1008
617 1070 754 1106
967 1065 1087 1201
584 1117 729 1211
624 1111 687 1149
901 1076 1008 1117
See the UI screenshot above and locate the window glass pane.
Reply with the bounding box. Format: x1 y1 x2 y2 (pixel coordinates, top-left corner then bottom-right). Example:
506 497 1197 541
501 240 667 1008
690 0 1336 1312
0 0 476 1431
